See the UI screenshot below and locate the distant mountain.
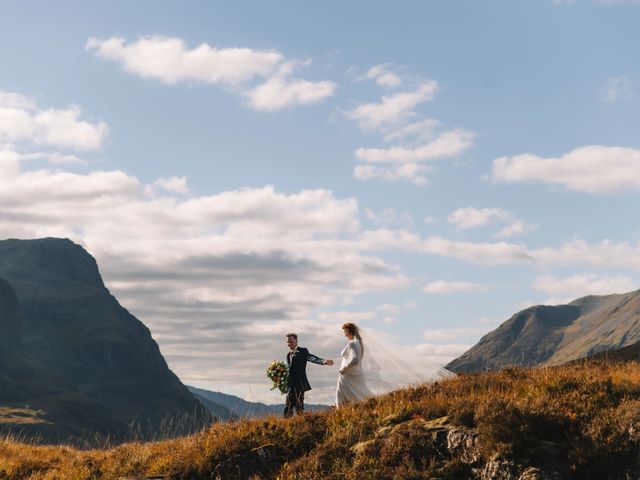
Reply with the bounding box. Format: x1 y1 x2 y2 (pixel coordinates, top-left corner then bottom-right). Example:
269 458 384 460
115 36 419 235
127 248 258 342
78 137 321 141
0 238 211 441
188 386 329 419
446 289 640 373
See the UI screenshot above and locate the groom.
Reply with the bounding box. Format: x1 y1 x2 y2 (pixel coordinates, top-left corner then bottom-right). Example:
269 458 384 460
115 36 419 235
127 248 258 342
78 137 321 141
285 333 333 417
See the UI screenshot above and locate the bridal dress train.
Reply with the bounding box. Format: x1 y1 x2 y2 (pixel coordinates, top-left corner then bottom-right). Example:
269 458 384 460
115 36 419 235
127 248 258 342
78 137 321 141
336 339 372 407
335 328 455 408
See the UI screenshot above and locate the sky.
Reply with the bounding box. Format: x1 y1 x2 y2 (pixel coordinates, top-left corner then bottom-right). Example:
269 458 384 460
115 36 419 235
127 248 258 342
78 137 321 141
1 0 640 404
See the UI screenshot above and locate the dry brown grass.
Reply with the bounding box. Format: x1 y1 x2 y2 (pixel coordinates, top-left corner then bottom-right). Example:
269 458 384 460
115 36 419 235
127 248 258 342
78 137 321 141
0 408 49 425
2 360 640 479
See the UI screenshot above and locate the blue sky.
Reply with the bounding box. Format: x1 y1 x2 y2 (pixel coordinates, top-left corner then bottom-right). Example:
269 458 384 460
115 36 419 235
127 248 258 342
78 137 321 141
1 1 640 403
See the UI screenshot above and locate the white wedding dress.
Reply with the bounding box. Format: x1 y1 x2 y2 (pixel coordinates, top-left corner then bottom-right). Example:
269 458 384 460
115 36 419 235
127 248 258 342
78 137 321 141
336 339 372 407
334 329 455 408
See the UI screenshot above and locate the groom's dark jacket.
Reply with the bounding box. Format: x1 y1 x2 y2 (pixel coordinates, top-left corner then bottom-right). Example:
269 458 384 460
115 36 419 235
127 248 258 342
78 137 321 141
287 347 325 392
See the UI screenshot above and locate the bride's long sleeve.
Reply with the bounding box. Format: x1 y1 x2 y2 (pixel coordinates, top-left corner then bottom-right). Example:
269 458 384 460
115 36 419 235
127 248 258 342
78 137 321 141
339 343 360 373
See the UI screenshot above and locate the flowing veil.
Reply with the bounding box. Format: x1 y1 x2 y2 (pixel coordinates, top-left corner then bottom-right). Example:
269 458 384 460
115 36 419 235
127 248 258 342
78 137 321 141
357 326 455 396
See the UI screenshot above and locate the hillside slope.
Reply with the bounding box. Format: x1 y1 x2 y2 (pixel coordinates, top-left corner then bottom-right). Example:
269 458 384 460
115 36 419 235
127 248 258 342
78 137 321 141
446 290 640 373
1 361 640 479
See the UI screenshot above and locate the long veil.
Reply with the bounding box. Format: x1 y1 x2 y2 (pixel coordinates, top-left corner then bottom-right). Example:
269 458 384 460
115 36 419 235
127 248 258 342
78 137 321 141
358 326 455 395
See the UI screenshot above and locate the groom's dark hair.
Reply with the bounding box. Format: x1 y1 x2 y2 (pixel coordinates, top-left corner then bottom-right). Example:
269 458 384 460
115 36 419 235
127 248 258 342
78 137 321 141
285 333 298 339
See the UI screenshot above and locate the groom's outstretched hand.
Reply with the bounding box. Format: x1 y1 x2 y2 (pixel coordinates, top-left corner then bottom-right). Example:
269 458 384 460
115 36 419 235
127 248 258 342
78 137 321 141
324 359 334 366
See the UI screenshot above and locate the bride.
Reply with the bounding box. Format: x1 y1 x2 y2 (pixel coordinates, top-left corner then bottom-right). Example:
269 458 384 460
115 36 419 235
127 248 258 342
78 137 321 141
334 322 454 408
335 323 371 407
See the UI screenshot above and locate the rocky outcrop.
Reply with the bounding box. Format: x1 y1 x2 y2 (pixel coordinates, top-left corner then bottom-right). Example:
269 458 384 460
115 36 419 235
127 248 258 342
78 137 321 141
350 416 565 480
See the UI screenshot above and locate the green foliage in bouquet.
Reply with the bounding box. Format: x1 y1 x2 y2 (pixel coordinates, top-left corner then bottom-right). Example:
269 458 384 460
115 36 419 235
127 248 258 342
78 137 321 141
267 360 289 394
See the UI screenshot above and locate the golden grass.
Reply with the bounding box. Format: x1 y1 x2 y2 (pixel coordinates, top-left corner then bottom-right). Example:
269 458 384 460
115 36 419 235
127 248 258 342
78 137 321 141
0 407 49 425
2 360 640 479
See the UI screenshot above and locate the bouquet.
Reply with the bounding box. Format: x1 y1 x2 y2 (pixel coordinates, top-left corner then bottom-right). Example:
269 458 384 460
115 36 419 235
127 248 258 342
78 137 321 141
267 360 289 394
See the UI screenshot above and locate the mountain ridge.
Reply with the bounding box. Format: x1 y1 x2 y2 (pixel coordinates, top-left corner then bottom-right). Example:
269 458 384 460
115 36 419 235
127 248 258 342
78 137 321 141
447 288 640 372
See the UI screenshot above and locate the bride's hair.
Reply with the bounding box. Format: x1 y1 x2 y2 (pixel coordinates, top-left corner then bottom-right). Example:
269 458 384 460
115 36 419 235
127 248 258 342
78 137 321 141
342 322 364 357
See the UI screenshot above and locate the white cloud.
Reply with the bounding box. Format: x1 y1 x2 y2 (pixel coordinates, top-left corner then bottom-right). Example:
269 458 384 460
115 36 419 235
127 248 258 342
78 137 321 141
244 63 336 111
601 76 637 103
345 81 438 131
533 273 638 298
423 280 489 294
364 207 414 228
496 220 537 239
87 36 336 111
363 64 402 88
446 207 536 238
531 239 640 271
317 310 376 323
346 71 474 186
86 36 282 86
0 90 108 151
354 163 430 186
355 128 475 164
357 230 640 275
447 207 511 230
0 158 421 403
153 176 189 194
492 145 640 193
360 229 533 265
383 118 440 143
0 148 87 166
422 236 532 264
353 129 474 185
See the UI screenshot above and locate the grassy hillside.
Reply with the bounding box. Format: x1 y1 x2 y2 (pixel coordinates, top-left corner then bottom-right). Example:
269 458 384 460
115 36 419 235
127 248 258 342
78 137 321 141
2 360 640 479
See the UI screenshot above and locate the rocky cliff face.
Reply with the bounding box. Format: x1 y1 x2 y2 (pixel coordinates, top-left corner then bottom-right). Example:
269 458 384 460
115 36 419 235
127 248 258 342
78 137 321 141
447 290 640 373
0 238 210 440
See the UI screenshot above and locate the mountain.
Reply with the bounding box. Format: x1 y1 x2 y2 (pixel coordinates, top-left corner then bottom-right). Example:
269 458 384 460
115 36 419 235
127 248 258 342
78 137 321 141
579 338 640 363
188 386 329 419
446 289 640 373
0 276 115 441
0 277 23 361
0 238 211 441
